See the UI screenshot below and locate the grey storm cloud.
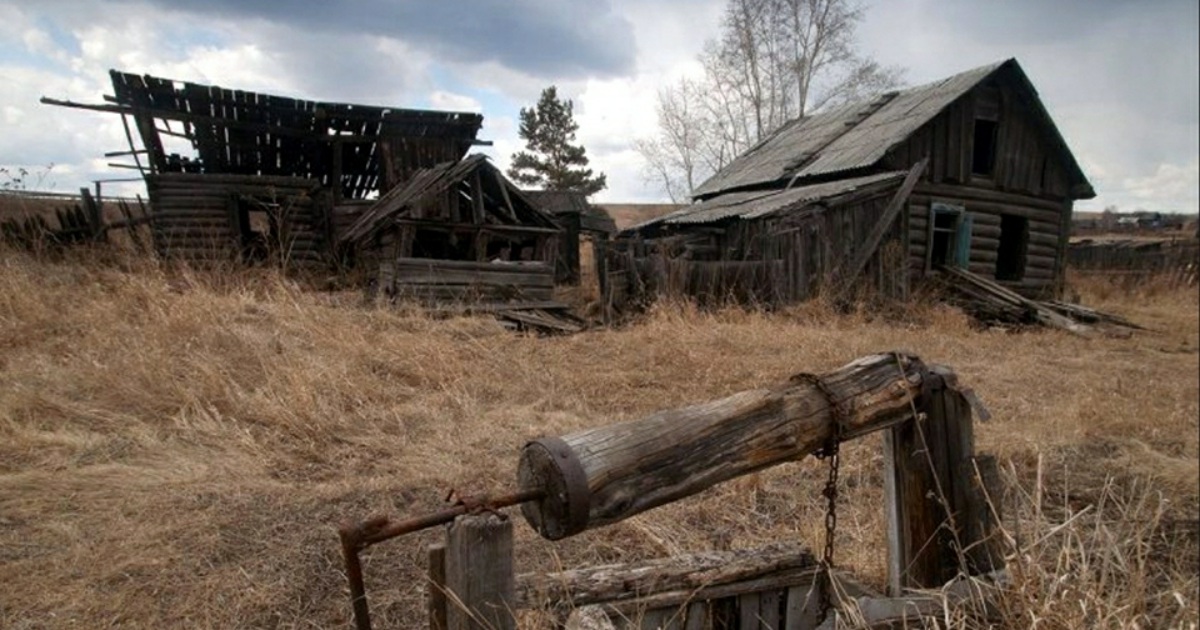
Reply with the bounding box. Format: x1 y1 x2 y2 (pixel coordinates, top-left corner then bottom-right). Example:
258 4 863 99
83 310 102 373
101 0 638 79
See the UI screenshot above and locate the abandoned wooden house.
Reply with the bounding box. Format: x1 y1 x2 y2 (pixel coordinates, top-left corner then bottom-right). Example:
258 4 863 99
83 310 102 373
522 190 617 285
43 70 484 266
340 155 572 318
617 58 1094 307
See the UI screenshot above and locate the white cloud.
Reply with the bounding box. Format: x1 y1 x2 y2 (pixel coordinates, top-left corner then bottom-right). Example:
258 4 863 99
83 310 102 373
2 0 1195 213
429 90 482 113
1116 158 1199 212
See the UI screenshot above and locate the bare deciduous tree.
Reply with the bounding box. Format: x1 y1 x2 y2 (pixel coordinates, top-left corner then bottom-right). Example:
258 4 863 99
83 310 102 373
637 0 903 201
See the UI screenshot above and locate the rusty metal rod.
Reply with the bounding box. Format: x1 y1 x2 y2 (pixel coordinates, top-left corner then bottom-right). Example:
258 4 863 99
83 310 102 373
340 524 374 630
338 488 545 630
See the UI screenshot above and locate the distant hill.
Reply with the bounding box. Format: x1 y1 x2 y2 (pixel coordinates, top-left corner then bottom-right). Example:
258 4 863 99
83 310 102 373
595 203 683 231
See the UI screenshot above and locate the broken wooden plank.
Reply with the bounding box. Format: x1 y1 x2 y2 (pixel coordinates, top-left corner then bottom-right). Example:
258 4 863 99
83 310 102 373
517 543 815 610
829 159 927 294
939 266 1091 336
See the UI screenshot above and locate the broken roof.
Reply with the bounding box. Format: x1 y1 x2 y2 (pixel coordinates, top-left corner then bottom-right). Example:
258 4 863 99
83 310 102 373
693 59 1092 200
521 190 617 235
341 155 558 246
101 70 483 199
630 171 907 231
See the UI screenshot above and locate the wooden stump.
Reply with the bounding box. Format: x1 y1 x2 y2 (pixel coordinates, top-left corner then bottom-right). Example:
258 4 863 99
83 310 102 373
444 514 515 630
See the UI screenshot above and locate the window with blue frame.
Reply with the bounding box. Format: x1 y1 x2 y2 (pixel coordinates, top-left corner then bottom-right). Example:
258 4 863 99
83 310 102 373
927 203 972 270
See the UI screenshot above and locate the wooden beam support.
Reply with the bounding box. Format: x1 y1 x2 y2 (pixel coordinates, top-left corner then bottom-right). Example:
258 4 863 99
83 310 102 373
518 353 930 540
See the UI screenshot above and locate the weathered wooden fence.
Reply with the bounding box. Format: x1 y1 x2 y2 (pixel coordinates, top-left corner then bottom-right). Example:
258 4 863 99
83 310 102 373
1067 237 1199 286
338 353 1004 630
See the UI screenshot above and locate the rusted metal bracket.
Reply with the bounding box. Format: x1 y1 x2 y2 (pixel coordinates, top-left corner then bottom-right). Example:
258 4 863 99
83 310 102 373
338 488 545 630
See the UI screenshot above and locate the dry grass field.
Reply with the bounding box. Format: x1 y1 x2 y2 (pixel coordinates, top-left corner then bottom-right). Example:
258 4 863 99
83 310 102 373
0 247 1196 629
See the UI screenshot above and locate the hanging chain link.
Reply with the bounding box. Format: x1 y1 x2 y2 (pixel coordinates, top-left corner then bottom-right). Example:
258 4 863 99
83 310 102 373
817 434 840 620
792 372 847 623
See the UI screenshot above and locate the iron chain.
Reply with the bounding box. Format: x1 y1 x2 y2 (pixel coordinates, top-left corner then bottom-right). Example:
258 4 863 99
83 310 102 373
793 370 845 622
818 436 840 621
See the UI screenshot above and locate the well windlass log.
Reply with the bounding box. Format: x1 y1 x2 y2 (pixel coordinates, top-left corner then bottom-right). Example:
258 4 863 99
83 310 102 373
518 352 931 540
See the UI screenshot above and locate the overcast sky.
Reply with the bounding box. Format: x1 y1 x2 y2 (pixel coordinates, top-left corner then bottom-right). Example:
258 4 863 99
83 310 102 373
1 0 1196 214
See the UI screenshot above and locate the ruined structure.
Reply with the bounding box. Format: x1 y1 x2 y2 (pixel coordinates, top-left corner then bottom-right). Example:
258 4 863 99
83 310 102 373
44 70 485 266
340 155 581 329
617 58 1094 306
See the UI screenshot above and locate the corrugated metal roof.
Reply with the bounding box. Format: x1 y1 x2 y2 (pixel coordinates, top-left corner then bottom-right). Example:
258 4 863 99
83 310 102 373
693 61 1006 197
631 171 906 230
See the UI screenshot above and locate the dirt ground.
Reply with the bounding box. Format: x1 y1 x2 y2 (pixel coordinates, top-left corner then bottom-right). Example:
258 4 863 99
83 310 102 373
1 249 1196 629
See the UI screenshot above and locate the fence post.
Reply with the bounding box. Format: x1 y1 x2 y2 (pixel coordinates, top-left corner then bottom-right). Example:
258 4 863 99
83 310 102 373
882 366 1002 594
428 542 448 630
444 513 515 630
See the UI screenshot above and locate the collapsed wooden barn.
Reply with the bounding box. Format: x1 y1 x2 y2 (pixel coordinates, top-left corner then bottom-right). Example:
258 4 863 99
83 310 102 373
521 190 617 285
340 155 579 326
616 58 1094 307
43 70 484 266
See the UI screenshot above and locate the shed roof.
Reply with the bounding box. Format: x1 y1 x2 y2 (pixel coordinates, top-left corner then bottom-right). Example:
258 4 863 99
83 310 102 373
630 171 907 231
693 59 1092 200
521 190 617 234
341 155 558 246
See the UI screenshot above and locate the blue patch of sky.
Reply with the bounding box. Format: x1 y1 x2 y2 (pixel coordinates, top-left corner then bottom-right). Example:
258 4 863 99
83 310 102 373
422 62 519 119
0 16 72 71
36 16 81 58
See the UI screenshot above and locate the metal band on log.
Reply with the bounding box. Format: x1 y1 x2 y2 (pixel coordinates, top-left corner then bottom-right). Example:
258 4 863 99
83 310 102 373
518 352 929 540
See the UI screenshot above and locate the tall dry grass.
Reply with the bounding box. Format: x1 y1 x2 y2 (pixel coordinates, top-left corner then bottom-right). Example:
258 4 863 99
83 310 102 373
0 247 1196 628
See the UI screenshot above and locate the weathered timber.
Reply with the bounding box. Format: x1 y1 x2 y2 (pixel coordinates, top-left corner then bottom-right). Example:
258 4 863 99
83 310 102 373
939 266 1089 334
883 367 1003 592
444 514 515 630
516 542 815 609
518 353 929 540
912 181 1067 214
428 543 448 630
830 159 927 292
599 568 818 618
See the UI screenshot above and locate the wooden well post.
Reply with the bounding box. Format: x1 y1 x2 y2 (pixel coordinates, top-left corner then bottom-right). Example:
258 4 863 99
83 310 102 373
882 365 1003 594
429 513 516 630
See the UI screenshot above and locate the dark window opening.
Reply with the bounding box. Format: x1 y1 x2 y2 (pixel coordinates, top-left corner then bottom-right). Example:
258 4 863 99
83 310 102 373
930 229 953 267
972 119 998 176
412 229 471 260
235 198 279 263
995 214 1028 281
928 204 967 270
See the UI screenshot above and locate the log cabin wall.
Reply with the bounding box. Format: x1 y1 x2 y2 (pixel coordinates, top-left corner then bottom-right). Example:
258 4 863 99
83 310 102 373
147 172 331 267
611 185 904 307
884 79 1075 298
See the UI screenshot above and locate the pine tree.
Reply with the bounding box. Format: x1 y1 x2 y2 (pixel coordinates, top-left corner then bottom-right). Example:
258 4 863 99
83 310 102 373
508 86 607 196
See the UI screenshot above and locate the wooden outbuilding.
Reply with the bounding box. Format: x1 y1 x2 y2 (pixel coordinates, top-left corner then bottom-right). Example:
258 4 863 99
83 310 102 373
521 190 616 285
43 70 484 267
618 58 1094 306
340 155 567 313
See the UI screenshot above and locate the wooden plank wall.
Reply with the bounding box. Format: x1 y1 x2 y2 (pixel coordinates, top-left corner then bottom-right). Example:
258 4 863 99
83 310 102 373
385 257 556 303
608 188 904 309
907 185 1064 297
147 172 329 266
886 80 1077 298
884 83 1072 199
